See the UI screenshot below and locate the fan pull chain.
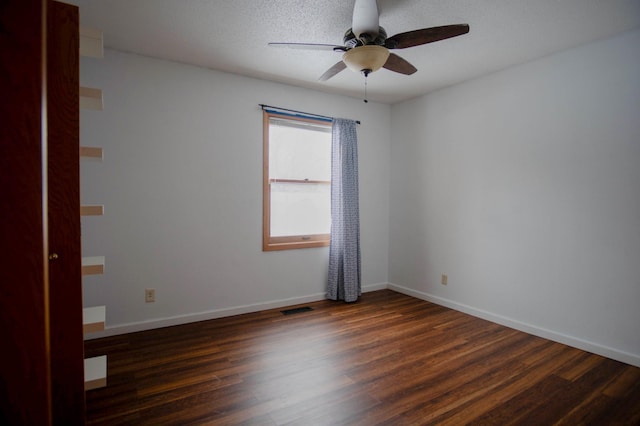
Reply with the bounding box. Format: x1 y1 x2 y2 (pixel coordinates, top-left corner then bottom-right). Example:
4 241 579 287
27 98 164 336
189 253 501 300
363 74 368 103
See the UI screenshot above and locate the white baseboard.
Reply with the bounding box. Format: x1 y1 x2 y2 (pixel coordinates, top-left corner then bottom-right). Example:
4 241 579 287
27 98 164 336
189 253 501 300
388 283 640 368
84 282 389 340
362 282 389 292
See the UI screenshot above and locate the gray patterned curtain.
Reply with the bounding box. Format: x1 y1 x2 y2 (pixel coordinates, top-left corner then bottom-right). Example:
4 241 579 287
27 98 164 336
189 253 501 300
327 118 361 302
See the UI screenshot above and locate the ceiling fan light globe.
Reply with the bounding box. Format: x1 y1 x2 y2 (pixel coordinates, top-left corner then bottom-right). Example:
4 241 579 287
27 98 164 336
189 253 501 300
342 45 390 74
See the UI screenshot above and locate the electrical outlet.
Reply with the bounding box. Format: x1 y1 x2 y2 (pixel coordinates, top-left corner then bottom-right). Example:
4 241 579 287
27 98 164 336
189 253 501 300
145 288 155 303
441 274 448 285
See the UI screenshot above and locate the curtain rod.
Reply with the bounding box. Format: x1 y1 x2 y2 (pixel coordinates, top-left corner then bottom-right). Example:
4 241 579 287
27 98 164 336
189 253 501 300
259 104 360 125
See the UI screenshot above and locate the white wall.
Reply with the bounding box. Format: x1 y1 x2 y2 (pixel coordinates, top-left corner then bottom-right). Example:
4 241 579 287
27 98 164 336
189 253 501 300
389 29 640 366
80 50 390 335
82 30 640 367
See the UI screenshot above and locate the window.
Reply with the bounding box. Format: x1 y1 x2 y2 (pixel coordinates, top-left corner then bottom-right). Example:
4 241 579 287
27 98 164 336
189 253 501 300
263 110 332 251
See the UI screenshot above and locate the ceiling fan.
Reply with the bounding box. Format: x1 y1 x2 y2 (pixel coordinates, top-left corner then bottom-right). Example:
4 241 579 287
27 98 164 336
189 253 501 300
268 0 470 82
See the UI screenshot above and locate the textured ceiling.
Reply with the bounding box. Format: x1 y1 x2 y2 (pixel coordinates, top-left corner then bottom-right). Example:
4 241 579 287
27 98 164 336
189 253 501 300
69 0 640 104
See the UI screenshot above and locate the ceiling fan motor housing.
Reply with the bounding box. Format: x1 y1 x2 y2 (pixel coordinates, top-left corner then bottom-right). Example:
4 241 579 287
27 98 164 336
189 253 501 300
343 26 387 48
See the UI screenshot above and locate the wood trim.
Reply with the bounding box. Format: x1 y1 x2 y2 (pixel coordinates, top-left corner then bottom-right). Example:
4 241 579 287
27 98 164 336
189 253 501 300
47 2 85 423
84 356 107 390
262 110 271 251
82 265 104 276
82 256 105 276
264 236 330 251
268 233 330 243
84 322 106 334
79 86 103 110
270 178 330 185
79 26 103 58
81 204 104 216
267 110 334 127
262 110 332 251
79 145 103 159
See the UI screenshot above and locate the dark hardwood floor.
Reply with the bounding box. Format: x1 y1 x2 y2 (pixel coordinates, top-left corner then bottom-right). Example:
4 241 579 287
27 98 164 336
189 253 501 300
85 290 640 425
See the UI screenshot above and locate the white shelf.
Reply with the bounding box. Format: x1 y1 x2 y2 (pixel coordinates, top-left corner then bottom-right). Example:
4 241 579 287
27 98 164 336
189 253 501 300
83 306 105 334
81 204 104 216
80 21 107 395
84 355 107 390
82 256 105 276
80 26 103 58
80 86 103 110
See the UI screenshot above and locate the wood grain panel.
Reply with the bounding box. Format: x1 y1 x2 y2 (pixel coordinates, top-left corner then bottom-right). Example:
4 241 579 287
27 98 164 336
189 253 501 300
84 290 640 425
47 1 85 424
0 0 51 423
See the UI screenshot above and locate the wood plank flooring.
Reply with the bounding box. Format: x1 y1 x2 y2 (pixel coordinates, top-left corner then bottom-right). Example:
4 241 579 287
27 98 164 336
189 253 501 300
84 290 640 425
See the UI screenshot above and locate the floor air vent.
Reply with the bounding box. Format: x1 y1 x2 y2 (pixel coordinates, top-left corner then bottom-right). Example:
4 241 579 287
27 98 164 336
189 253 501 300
281 306 313 315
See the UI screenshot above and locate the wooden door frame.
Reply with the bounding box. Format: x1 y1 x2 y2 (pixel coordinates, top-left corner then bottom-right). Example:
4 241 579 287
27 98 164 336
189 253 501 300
0 1 84 424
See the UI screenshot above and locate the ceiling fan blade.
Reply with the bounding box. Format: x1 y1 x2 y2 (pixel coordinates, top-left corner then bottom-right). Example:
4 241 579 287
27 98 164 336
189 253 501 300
268 42 348 52
319 61 347 81
383 53 417 75
385 24 470 49
352 0 379 40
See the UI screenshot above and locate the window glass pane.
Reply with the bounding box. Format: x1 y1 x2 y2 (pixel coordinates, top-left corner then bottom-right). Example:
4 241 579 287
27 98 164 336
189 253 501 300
269 120 331 181
270 182 330 237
